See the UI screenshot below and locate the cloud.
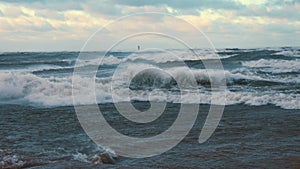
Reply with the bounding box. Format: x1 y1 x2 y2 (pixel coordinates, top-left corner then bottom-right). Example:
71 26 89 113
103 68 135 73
112 0 243 10
236 1 300 20
0 19 13 32
80 0 124 17
0 5 28 18
0 0 299 51
266 0 300 6
1 0 83 11
34 10 65 20
30 20 55 32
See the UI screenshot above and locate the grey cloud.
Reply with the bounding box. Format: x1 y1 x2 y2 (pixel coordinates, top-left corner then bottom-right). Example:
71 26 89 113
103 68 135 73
110 0 299 21
13 20 56 33
111 0 243 10
1 0 83 11
1 6 28 18
0 0 42 3
81 0 124 17
2 0 124 17
30 21 56 32
2 0 242 14
237 4 300 20
265 9 300 20
34 10 65 20
1 0 298 20
266 0 300 6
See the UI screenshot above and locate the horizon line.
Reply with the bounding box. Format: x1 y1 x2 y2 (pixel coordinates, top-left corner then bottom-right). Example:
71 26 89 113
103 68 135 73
0 46 299 53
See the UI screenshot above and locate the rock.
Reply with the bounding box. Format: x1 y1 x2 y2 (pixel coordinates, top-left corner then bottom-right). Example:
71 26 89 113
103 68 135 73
89 148 118 164
106 148 118 159
100 152 116 164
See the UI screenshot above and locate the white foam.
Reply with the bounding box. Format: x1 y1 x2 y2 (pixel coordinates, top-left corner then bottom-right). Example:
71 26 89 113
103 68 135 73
0 154 25 168
128 50 232 63
273 50 300 57
72 152 88 163
170 90 300 109
242 59 300 73
225 91 300 109
0 69 298 109
0 64 67 73
103 147 118 159
76 55 125 67
75 49 231 67
28 64 65 72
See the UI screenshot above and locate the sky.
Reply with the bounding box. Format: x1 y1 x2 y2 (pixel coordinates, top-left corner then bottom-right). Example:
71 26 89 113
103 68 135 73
0 0 299 51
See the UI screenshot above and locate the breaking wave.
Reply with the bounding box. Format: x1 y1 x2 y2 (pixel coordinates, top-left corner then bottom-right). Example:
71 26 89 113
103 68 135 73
242 59 300 73
0 70 298 109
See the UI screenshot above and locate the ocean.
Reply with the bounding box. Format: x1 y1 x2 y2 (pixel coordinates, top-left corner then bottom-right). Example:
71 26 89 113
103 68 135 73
0 47 299 168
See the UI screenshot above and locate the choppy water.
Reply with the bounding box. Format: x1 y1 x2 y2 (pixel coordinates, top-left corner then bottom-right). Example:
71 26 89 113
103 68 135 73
0 47 299 168
0 47 299 108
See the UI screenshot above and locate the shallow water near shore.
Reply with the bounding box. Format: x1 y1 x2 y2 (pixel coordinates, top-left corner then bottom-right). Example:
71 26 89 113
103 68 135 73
0 103 299 168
